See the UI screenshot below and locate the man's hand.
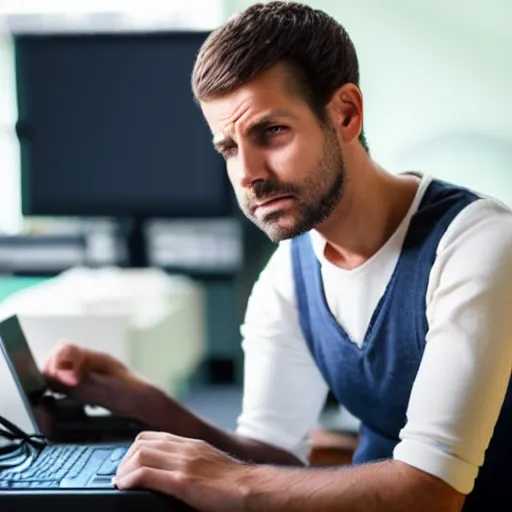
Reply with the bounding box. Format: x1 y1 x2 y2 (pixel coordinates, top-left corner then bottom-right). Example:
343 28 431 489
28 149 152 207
115 431 253 512
42 341 151 419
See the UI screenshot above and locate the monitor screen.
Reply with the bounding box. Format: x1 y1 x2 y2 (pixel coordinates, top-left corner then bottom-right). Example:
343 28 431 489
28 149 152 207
14 31 232 218
0 315 54 437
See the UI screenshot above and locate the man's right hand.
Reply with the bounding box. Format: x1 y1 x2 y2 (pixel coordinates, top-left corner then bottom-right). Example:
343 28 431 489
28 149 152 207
42 342 151 420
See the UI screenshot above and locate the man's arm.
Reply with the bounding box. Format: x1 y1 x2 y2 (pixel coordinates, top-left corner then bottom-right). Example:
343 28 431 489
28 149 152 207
243 459 465 512
114 431 464 512
131 382 304 466
392 199 512 495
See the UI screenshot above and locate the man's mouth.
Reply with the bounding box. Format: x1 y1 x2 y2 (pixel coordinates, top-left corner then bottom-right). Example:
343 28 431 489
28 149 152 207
256 194 294 207
252 195 295 216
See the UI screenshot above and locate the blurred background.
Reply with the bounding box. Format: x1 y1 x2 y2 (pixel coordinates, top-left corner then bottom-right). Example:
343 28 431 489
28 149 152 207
0 0 510 437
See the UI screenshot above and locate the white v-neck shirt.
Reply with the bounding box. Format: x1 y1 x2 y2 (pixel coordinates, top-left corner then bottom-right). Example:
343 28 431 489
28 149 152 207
236 173 512 494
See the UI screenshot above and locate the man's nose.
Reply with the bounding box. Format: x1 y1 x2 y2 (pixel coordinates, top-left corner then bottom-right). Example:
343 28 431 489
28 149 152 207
234 145 270 189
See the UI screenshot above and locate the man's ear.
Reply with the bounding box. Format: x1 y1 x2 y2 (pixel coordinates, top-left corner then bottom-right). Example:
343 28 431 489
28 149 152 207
325 83 363 144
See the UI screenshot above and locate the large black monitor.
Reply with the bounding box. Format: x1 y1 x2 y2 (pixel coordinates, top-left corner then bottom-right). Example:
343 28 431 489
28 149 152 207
13 30 233 266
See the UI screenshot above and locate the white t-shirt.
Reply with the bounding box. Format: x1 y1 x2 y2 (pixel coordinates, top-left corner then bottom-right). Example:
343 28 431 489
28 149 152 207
236 173 512 495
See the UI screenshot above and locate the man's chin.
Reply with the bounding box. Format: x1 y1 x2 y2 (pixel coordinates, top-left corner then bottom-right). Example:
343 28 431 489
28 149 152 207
242 208 310 242
259 219 309 243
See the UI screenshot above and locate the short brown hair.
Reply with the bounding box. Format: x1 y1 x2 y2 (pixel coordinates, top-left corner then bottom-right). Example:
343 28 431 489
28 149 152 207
192 1 369 152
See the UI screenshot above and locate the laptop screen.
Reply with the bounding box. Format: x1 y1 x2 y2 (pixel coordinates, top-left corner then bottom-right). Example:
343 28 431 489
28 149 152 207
0 315 54 436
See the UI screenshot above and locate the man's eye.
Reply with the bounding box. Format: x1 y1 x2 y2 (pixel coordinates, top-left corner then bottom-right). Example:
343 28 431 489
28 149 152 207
266 125 286 136
221 146 238 159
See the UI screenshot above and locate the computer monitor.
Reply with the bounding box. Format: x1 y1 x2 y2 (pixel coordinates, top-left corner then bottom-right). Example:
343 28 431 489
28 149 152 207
13 30 233 266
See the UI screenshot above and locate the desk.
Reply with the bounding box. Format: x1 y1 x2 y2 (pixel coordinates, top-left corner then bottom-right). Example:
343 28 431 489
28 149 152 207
0 489 197 511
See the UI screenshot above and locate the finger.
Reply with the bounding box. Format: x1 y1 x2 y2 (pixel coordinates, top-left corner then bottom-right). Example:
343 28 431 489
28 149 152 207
41 341 65 376
135 431 189 443
43 339 77 365
50 369 80 387
51 345 87 386
117 436 182 472
42 342 86 385
117 445 179 478
114 467 185 497
120 431 189 463
117 435 161 471
122 432 192 469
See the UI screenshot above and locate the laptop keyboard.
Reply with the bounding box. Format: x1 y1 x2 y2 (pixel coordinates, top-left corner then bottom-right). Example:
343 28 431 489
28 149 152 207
0 444 127 488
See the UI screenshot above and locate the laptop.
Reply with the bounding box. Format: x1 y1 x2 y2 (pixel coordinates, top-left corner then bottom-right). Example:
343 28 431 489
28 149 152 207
0 314 133 489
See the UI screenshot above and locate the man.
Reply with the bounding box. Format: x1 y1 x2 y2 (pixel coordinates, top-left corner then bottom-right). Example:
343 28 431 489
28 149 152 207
43 2 512 511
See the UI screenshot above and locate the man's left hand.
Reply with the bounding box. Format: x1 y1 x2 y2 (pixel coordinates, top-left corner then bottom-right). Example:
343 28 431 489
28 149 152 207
114 431 254 512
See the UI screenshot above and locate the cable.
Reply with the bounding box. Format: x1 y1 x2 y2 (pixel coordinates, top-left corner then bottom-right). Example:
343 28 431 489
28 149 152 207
0 414 48 474
0 414 47 451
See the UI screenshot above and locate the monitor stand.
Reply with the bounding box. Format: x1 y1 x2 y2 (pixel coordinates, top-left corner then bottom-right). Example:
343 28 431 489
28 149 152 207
123 217 149 268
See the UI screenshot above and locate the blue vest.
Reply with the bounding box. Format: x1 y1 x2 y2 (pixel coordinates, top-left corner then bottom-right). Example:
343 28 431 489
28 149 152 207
291 179 512 510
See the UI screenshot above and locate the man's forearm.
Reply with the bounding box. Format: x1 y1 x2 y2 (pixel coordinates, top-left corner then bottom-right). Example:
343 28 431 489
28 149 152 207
132 383 302 466
242 460 465 512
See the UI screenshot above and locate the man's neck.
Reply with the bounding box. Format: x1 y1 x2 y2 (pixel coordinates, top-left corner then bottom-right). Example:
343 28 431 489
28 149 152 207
315 163 419 270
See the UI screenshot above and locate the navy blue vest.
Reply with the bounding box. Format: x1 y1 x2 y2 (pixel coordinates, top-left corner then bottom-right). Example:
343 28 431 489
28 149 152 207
291 179 512 510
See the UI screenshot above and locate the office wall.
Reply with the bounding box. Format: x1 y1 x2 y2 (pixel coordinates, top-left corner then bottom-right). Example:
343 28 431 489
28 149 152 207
223 0 512 204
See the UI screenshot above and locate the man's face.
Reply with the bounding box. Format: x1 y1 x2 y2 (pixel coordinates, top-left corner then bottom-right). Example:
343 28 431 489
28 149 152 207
201 64 345 242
